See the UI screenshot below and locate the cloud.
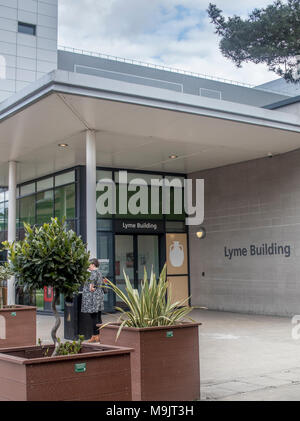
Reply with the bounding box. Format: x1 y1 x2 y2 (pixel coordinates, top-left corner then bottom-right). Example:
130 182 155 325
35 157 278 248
58 0 280 86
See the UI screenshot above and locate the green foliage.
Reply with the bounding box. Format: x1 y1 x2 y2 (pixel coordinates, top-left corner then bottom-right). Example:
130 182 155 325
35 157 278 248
102 264 195 339
55 335 84 356
0 264 13 282
38 335 84 357
2 218 90 298
38 338 50 357
207 0 300 83
0 264 13 309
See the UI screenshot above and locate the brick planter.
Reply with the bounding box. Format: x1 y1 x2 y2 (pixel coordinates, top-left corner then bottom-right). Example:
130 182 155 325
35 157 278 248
100 322 201 401
0 343 132 401
0 305 36 349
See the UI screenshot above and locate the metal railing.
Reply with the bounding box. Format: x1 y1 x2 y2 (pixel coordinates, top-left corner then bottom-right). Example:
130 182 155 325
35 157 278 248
58 45 254 88
58 45 294 97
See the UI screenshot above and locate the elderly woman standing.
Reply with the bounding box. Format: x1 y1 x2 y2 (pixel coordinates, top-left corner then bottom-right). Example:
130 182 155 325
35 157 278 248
81 258 105 343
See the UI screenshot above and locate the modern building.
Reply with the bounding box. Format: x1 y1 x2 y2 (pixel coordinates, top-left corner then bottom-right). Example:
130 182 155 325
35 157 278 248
1 0 300 317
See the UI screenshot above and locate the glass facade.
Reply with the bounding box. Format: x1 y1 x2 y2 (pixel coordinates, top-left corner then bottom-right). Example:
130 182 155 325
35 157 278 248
1 166 188 314
96 168 187 312
97 170 185 220
0 169 78 312
0 188 8 262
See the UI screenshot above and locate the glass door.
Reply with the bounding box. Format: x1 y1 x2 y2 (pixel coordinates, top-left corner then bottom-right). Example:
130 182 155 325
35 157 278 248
115 234 160 307
115 235 134 308
137 235 159 290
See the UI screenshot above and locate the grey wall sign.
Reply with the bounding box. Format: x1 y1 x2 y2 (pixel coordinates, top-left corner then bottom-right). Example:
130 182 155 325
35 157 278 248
115 219 164 234
224 243 291 260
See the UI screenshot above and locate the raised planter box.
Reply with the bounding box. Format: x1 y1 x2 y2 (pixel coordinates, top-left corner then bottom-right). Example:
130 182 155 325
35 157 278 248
0 305 36 349
100 322 201 401
0 343 132 401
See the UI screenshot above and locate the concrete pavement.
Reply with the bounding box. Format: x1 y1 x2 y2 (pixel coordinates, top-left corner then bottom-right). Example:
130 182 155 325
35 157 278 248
37 309 300 401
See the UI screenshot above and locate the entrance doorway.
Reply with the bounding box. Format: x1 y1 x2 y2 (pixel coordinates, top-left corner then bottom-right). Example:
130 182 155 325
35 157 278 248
115 235 160 306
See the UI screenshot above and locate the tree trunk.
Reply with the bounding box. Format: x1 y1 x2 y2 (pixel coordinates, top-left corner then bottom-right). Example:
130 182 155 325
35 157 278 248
51 289 61 357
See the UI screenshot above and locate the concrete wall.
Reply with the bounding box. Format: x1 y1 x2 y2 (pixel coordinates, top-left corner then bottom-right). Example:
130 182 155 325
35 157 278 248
188 149 300 316
58 50 289 107
0 0 58 102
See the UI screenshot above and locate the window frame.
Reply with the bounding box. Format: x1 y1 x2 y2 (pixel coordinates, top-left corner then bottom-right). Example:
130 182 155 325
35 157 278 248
18 22 37 36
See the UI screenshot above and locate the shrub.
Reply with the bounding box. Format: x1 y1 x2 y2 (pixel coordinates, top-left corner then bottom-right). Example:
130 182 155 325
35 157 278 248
3 218 90 355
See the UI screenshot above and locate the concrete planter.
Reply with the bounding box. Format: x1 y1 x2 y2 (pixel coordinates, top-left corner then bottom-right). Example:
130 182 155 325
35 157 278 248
0 343 132 401
0 305 36 349
100 322 201 401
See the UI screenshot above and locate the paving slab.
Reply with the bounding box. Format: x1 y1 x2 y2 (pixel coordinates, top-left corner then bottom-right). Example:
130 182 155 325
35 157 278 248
221 383 300 401
238 375 292 388
263 369 300 382
200 385 237 400
213 381 266 393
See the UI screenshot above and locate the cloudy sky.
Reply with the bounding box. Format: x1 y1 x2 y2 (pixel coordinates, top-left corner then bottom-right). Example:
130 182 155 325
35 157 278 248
58 0 277 86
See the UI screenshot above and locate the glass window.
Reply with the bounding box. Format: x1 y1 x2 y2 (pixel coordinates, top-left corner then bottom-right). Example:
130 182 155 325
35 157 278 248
115 235 134 304
65 220 76 232
0 249 7 263
97 170 113 181
55 171 75 187
0 202 5 231
4 201 8 230
35 289 44 310
55 184 75 220
0 191 6 203
36 190 54 224
97 232 113 277
166 221 186 232
164 176 185 221
16 199 20 231
97 219 113 231
96 171 114 219
37 177 53 192
20 195 35 226
20 183 35 197
97 232 114 307
18 22 36 36
113 172 164 220
115 184 163 219
115 172 162 184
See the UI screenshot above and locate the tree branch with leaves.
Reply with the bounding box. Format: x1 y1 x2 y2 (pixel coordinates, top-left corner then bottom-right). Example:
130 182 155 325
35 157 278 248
207 0 300 83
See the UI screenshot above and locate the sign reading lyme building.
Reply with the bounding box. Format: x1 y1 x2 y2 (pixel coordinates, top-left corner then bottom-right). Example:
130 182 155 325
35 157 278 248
115 220 164 234
224 243 291 260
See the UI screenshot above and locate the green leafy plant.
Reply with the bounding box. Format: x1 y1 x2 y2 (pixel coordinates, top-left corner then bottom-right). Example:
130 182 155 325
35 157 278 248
102 263 195 340
37 335 85 357
3 218 90 356
0 264 13 310
37 338 50 357
55 335 85 356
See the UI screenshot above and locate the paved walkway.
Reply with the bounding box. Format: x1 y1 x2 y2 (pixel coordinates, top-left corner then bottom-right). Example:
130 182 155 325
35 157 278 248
37 309 300 401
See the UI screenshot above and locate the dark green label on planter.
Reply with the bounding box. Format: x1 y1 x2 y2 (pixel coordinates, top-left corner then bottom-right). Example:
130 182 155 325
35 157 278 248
11 312 16 317
166 331 173 338
75 363 86 373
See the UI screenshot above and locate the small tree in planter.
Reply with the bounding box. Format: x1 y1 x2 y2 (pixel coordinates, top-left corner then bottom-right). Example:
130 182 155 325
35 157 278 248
3 217 90 356
0 218 133 401
100 264 202 401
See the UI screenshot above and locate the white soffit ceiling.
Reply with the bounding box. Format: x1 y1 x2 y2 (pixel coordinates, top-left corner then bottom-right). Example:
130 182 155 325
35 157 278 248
0 88 300 184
